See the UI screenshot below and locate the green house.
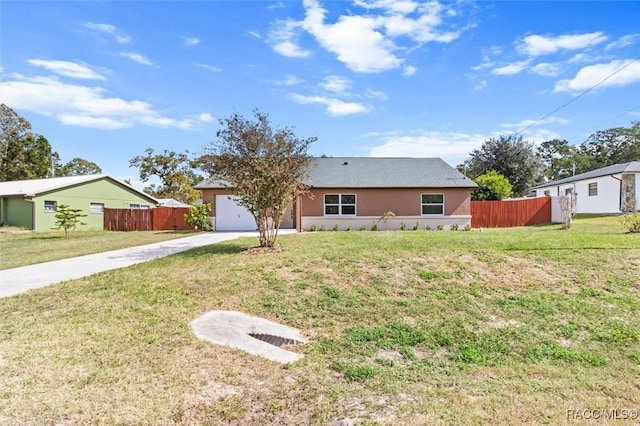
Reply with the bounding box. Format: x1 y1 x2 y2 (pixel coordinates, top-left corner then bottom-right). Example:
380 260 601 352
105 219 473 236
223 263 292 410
0 175 158 231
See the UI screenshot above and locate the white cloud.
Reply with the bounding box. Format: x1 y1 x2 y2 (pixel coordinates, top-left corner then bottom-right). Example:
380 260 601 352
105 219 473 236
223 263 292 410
269 20 312 58
248 31 262 39
274 75 303 86
288 93 369 115
492 60 529 76
500 116 569 130
402 65 417 76
27 59 106 80
473 80 487 91
0 74 208 130
197 63 222 72
366 130 486 166
605 34 639 50
529 62 562 77
119 52 154 66
82 22 130 44
319 75 352 93
554 59 640 93
268 0 463 73
365 88 388 100
197 113 214 122
518 32 607 57
183 37 200 47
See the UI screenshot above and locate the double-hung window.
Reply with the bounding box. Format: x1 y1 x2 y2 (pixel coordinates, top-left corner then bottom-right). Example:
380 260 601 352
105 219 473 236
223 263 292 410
44 200 57 212
588 182 598 196
90 203 104 214
324 194 356 216
421 194 444 215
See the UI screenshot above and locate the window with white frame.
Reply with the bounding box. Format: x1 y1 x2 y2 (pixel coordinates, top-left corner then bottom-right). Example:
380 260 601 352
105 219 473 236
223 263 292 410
588 182 598 196
129 203 150 209
44 200 57 212
421 194 444 215
564 188 572 196
90 203 104 214
324 194 356 215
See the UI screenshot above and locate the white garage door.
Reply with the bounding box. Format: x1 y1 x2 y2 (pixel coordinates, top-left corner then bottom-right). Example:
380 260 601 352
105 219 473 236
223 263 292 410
215 195 256 231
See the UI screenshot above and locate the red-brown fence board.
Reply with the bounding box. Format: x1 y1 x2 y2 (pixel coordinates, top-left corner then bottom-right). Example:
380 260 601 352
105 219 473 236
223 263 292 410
471 197 551 228
104 208 153 231
104 207 195 231
151 207 194 231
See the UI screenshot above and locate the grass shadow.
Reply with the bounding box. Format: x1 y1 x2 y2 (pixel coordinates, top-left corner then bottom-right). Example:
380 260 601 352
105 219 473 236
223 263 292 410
174 242 249 258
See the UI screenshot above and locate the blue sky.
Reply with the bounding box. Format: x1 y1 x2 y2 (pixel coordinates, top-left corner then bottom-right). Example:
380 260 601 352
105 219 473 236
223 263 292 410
2 0 639 188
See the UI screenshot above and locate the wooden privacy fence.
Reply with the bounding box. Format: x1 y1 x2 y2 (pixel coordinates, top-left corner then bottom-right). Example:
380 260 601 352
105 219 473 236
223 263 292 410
104 207 195 231
471 197 551 228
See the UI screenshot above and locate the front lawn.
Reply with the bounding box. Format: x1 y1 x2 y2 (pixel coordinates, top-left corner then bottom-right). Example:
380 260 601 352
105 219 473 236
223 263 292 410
0 229 200 270
0 216 638 424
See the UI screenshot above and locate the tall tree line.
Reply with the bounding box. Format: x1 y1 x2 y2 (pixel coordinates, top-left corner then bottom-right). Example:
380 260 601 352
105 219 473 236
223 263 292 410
0 104 101 181
462 122 639 197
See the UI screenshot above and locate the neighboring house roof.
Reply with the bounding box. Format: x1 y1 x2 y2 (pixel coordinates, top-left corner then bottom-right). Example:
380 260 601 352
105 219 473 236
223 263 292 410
157 198 191 208
532 161 640 189
196 157 477 189
0 174 159 203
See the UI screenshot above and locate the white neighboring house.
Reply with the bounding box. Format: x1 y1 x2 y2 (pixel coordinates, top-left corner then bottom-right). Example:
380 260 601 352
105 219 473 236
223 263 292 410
532 162 640 214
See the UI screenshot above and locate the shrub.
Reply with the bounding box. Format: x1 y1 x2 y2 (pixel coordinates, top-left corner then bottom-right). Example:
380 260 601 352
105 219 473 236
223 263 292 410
464 224 471 232
53 204 87 235
184 203 213 231
425 225 432 231
370 222 378 231
450 223 459 231
319 225 326 232
359 224 366 231
436 224 445 231
309 224 318 232
345 226 351 231
621 212 640 233
412 222 420 231
400 222 407 231
332 224 339 231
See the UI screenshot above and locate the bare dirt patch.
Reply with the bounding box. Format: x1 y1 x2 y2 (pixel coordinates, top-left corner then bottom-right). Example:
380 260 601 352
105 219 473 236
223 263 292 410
243 246 285 255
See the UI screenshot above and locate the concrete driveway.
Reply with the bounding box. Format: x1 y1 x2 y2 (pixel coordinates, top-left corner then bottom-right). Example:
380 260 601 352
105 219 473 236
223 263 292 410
1 230 296 299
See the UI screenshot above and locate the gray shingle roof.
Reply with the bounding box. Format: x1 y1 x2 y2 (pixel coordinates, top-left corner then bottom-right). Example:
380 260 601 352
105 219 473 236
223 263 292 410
532 161 640 189
196 157 477 189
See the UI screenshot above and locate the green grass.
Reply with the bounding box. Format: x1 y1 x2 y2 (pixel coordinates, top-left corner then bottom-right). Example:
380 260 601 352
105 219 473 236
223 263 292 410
0 229 201 270
0 216 638 425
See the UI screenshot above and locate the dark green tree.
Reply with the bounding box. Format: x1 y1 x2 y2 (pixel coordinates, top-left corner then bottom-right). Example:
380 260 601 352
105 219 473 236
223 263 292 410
58 158 102 176
577 122 640 171
471 170 513 200
0 104 60 181
205 109 316 247
466 134 543 197
129 148 202 204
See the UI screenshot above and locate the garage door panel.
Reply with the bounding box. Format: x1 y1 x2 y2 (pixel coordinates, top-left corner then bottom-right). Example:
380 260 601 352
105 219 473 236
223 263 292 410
215 195 257 231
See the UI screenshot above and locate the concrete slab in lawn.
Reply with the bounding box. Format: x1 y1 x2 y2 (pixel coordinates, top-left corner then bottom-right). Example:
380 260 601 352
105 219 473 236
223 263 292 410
0 230 297 299
190 310 306 364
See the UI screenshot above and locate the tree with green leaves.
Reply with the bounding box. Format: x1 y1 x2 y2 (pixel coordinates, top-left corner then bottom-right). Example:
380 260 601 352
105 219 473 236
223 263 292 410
58 158 102 176
466 134 543 197
129 148 202 204
0 104 60 181
53 204 87 235
471 170 513 200
205 109 316 247
577 122 640 171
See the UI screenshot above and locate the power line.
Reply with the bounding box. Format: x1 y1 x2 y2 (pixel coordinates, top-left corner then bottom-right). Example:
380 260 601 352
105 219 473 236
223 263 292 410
514 56 640 136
